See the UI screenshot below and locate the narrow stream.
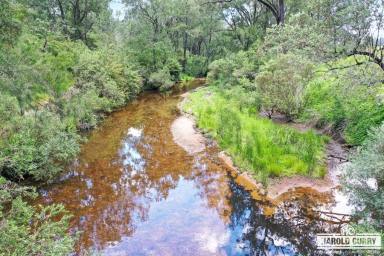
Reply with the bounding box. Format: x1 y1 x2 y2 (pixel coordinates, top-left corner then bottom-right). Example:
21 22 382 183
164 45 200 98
36 82 346 255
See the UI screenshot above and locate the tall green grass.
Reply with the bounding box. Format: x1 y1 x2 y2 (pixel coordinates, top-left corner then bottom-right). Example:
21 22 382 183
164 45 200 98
184 87 328 183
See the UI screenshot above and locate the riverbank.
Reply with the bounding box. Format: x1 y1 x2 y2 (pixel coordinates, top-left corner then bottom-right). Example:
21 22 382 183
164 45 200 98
172 86 348 200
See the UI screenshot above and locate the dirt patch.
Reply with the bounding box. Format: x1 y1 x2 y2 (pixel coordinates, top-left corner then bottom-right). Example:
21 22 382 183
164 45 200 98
217 119 348 200
171 90 207 155
171 116 205 154
218 136 348 200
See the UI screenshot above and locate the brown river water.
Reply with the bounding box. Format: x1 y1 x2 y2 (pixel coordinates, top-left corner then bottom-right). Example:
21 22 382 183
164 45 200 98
35 82 350 255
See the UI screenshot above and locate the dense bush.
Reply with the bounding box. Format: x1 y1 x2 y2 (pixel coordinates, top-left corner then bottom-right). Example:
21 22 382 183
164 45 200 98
185 55 208 77
62 89 108 130
301 57 384 145
0 110 80 181
74 51 126 110
0 178 74 256
260 13 331 62
148 68 174 91
166 58 182 82
255 53 314 119
0 36 143 182
207 50 258 87
343 123 384 230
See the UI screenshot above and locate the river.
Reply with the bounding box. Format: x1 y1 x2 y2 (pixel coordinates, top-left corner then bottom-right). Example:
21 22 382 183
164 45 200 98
35 81 348 255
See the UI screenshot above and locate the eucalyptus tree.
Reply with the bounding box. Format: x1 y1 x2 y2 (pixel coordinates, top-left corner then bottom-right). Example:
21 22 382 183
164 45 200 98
204 0 286 24
215 0 270 50
305 0 384 70
21 0 111 47
122 0 226 76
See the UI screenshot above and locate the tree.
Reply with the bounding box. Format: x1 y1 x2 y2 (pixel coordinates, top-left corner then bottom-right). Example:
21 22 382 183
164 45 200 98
307 0 384 70
25 0 111 47
259 13 333 62
122 0 226 81
255 53 314 119
257 0 285 24
343 0 384 70
205 0 286 24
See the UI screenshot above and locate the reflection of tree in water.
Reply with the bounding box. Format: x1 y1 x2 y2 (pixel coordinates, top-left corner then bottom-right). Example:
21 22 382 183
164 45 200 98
36 95 196 253
227 180 341 256
189 150 234 224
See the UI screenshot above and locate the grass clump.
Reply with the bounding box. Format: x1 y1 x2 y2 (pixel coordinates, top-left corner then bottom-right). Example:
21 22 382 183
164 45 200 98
184 86 328 183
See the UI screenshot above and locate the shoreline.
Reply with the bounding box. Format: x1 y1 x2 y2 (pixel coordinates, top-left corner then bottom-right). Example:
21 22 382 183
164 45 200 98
171 88 349 201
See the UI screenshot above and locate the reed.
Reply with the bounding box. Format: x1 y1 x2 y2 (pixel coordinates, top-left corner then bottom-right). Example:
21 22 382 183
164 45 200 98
184 87 328 183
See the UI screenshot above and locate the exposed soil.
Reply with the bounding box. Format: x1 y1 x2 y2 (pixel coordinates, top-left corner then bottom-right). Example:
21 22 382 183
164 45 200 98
171 115 205 154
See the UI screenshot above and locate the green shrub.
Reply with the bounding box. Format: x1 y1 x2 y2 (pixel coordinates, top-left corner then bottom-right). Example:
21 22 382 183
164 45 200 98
185 55 208 77
73 51 125 109
148 68 174 91
207 50 258 87
0 197 74 256
63 89 109 130
0 111 80 181
255 53 314 119
0 180 75 255
166 58 182 82
0 94 20 125
301 57 384 145
343 123 384 230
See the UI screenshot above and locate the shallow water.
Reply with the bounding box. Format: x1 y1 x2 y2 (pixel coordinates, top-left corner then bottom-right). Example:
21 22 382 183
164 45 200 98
36 83 347 255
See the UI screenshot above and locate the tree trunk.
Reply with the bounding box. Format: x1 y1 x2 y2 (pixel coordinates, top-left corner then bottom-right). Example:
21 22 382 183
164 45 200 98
278 0 284 24
183 32 188 72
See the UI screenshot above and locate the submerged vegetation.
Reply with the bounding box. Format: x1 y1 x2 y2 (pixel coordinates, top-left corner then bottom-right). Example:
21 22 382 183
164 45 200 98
1 0 384 254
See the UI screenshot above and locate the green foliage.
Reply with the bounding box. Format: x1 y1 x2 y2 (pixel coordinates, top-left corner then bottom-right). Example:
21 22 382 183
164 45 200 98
342 123 384 230
0 198 74 256
63 89 107 130
0 0 143 183
260 13 332 62
301 57 384 145
207 50 259 87
166 57 182 82
184 87 327 183
185 55 208 77
73 51 125 110
255 53 314 119
0 94 20 125
0 0 24 47
148 68 174 91
0 181 75 256
0 44 143 181
1 110 80 181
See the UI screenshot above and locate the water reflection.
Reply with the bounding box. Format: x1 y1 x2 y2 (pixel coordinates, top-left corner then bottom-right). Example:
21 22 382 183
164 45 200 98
36 86 344 255
226 181 342 255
